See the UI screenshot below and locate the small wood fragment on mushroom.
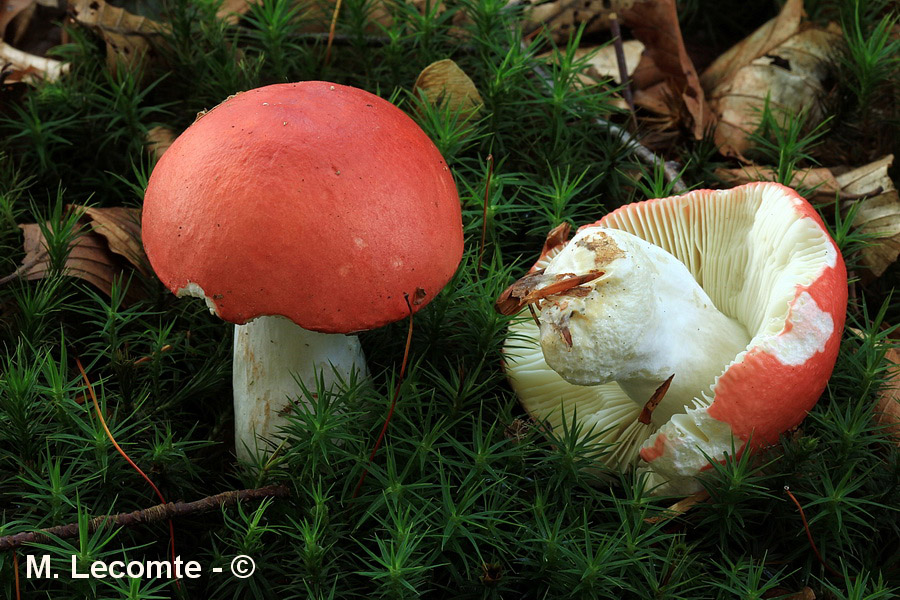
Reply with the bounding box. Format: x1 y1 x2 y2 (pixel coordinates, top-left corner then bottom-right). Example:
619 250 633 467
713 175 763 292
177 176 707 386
638 374 675 424
495 270 605 315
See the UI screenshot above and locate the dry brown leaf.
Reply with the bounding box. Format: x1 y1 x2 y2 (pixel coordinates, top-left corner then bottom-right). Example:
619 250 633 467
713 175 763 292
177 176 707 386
413 59 483 118
620 0 714 139
0 39 67 82
68 0 167 73
876 347 900 446
216 0 262 25
145 125 177 162
700 0 803 92
576 39 644 84
296 0 621 42
631 80 669 113
523 0 634 42
714 156 899 276
535 41 641 111
15 223 125 293
0 0 36 43
706 22 842 158
765 587 816 600
839 155 900 277
631 48 664 90
715 165 841 202
80 205 148 276
0 206 147 300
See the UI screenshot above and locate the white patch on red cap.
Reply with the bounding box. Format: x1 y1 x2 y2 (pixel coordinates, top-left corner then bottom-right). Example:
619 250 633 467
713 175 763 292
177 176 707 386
824 241 837 268
758 291 833 366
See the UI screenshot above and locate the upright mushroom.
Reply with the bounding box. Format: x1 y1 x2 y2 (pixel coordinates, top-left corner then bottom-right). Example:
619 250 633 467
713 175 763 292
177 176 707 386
143 82 463 460
499 183 847 494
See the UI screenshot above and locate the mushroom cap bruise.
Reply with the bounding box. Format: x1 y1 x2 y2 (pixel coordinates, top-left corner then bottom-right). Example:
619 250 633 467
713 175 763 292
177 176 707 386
142 82 463 333
502 182 847 494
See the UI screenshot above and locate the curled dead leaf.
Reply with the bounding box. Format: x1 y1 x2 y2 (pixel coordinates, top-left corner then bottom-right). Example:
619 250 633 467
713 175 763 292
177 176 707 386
704 0 841 158
495 270 604 315
215 0 262 25
68 0 167 74
413 59 483 119
700 0 803 92
81 205 149 276
581 39 643 84
620 0 714 139
145 125 177 161
523 0 635 42
0 205 148 301
876 347 900 446
715 165 841 202
766 587 816 600
0 0 37 43
839 155 900 277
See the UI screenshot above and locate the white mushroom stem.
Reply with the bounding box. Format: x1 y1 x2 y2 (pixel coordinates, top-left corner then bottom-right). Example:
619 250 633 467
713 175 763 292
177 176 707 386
232 316 367 461
537 227 750 426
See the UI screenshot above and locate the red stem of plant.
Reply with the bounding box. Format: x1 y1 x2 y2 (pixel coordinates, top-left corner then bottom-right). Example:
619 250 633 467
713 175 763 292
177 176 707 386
13 550 20 600
75 357 178 585
324 0 343 66
783 486 842 578
477 154 494 273
352 296 415 498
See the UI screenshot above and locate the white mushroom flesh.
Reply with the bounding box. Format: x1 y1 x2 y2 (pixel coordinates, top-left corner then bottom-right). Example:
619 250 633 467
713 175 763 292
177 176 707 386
178 280 368 462
537 227 750 427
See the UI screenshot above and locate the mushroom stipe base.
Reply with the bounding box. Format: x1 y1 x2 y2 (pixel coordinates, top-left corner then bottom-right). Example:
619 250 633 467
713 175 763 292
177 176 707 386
233 315 367 461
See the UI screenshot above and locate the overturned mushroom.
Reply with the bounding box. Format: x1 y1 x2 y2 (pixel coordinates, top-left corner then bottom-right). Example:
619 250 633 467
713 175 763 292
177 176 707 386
143 82 463 461
499 183 847 494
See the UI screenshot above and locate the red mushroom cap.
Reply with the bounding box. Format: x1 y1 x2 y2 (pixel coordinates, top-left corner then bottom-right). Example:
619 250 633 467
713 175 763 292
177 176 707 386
142 82 463 333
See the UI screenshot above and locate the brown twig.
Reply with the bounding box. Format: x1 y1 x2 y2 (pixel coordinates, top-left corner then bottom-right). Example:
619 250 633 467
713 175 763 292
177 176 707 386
353 293 417 498
608 12 636 121
783 486 843 578
13 550 21 600
133 344 173 366
324 0 343 66
638 374 674 425
75 357 178 581
0 486 289 552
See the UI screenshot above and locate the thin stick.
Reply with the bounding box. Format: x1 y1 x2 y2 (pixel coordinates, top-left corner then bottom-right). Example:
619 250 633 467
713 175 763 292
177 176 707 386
0 486 289 552
638 374 674 425
477 154 494 273
608 12 636 121
13 550 20 600
75 357 177 581
133 344 172 366
353 295 416 498
783 486 843 578
324 0 343 66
